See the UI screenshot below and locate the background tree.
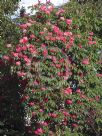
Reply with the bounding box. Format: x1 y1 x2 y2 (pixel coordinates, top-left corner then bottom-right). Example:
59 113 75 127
0 0 20 14
20 6 26 17
0 0 21 54
0 1 25 136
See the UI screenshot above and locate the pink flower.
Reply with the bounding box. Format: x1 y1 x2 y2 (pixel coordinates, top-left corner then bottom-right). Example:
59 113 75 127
66 44 71 49
26 63 31 66
82 58 89 65
89 32 94 36
63 76 69 80
88 39 96 45
63 111 70 116
79 45 83 48
34 128 43 135
95 96 100 101
55 64 61 68
22 29 27 34
26 23 32 27
12 52 19 57
52 56 57 63
53 26 60 34
18 53 23 58
32 90 36 93
43 49 48 57
41 87 46 91
32 112 36 117
93 41 97 44
80 94 86 99
3 55 10 61
88 36 92 41
16 61 21 66
22 46 27 51
56 9 65 16
64 88 72 95
64 32 72 36
41 44 46 48
20 95 29 103
72 123 78 127
19 37 28 44
39 31 45 35
60 36 66 43
19 24 27 29
30 34 36 39
77 100 83 105
17 71 26 77
50 37 56 41
66 99 73 105
96 74 102 77
23 57 31 63
40 121 48 126
76 89 81 94
57 72 61 76
28 102 34 106
49 113 57 118
39 109 44 112
45 10 50 15
40 5 46 11
66 19 72 25
69 37 74 44
88 41 94 45
59 58 64 63
16 46 22 52
60 17 65 21
34 81 39 85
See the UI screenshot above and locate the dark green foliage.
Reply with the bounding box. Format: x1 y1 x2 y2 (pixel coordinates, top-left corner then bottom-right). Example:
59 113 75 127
63 0 102 38
0 62 25 136
0 0 21 15
0 0 21 54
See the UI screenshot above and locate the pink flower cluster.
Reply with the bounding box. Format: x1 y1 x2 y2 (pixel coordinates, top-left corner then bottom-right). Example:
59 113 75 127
39 4 53 15
64 87 72 95
19 37 28 44
82 58 90 65
66 19 72 25
34 128 44 135
56 8 65 16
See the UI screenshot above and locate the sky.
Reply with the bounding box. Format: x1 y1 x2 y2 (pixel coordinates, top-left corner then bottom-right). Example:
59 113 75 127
12 0 69 18
19 0 69 12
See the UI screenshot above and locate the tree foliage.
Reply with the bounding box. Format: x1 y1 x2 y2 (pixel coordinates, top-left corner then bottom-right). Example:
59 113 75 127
0 1 102 136
63 0 102 38
0 0 21 54
0 0 21 15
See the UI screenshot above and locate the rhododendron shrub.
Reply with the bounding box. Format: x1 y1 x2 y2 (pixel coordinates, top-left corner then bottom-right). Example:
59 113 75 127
2 1 102 135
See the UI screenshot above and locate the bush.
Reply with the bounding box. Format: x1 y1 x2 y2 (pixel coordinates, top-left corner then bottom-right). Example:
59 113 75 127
1 1 102 136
